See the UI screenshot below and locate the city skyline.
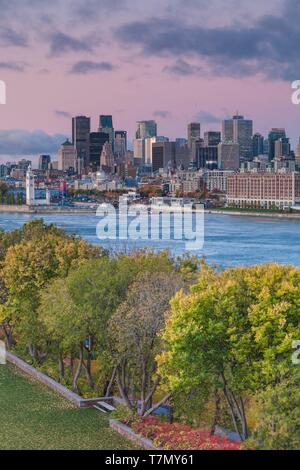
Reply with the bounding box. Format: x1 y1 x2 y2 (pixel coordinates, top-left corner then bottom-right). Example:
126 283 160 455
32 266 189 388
1 0 300 159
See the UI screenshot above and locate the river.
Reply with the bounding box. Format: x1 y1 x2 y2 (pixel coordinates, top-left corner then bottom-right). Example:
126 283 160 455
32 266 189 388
0 212 299 268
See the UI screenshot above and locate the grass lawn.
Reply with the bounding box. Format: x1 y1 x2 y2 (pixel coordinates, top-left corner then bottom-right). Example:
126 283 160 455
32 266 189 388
0 364 138 450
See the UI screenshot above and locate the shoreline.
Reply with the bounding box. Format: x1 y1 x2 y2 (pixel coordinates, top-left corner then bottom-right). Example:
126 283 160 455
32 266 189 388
1 204 300 220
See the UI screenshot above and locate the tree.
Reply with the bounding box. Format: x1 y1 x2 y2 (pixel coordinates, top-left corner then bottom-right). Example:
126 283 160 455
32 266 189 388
158 263 300 441
246 370 300 450
1 222 104 356
109 271 184 416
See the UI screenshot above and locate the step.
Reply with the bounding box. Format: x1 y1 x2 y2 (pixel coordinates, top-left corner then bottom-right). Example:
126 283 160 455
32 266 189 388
93 405 108 413
97 401 116 412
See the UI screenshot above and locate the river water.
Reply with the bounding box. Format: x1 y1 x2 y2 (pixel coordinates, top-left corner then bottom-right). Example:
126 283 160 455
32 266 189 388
0 212 299 268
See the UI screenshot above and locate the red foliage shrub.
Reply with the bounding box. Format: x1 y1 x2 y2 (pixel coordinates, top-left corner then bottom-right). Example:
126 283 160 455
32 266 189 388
125 416 240 451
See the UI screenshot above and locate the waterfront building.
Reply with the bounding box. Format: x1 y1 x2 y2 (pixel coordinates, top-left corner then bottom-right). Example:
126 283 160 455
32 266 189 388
204 170 233 193
227 171 300 209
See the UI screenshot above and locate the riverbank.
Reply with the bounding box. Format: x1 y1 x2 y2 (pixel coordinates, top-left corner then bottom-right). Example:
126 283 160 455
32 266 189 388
1 203 300 220
0 204 96 214
206 209 300 219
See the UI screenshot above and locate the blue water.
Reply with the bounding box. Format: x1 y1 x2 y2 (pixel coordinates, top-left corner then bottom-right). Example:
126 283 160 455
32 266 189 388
0 212 299 268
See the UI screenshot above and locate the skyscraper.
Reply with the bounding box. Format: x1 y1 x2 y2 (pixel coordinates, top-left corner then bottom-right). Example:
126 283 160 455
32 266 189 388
39 154 51 170
187 122 201 149
218 142 240 170
114 130 127 159
222 114 253 160
136 120 157 139
252 133 264 157
152 142 176 172
144 136 169 165
204 131 221 147
89 132 109 172
100 141 115 174
58 139 77 172
268 128 286 161
72 116 90 171
99 115 114 151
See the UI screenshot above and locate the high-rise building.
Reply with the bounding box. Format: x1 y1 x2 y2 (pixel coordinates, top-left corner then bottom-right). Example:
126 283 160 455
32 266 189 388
100 141 115 174
114 130 127 159
99 115 114 151
196 147 218 170
204 131 221 147
222 114 253 160
218 142 240 170
252 133 264 157
89 132 109 172
136 120 157 139
133 138 145 161
58 139 77 172
268 128 286 161
187 122 201 149
274 138 291 158
72 116 90 171
39 154 51 170
145 136 169 165
152 142 176 172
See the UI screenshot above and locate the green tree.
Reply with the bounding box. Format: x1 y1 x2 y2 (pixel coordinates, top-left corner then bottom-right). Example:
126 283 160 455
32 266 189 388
158 263 300 441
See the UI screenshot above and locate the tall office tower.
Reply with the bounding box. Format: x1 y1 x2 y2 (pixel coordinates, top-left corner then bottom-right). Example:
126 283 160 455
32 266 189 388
222 114 253 160
72 116 90 171
252 133 264 157
222 119 234 142
204 131 221 147
99 115 114 151
89 132 109 172
145 136 169 165
114 130 127 159
187 122 201 148
274 138 291 158
100 141 115 174
196 147 218 170
152 142 176 172
39 154 51 170
58 139 77 172
133 138 145 161
218 142 240 170
136 120 157 139
268 128 286 161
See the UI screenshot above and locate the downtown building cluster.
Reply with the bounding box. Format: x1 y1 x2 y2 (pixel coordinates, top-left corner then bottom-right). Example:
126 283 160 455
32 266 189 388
1 112 300 210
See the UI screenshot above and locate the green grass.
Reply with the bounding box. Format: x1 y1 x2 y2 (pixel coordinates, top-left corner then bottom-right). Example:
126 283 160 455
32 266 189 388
0 364 138 450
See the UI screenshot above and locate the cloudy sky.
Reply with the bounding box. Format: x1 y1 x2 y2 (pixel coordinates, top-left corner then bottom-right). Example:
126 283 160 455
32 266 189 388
0 0 300 160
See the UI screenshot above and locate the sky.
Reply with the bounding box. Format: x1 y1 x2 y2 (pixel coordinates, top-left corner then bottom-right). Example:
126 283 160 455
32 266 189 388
0 0 300 161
